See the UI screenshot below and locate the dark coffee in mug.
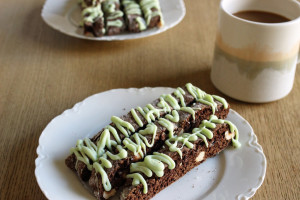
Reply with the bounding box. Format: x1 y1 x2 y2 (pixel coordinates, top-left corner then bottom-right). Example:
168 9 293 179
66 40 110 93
233 10 290 23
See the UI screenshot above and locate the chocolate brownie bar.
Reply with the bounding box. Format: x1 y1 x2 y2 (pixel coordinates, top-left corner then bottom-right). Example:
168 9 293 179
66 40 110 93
121 116 239 199
65 83 235 199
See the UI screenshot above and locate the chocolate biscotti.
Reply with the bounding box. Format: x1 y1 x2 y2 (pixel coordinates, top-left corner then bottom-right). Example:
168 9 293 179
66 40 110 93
80 1 106 37
87 102 229 199
138 0 164 28
121 115 239 200
77 0 163 37
121 0 147 32
65 83 239 200
102 0 126 35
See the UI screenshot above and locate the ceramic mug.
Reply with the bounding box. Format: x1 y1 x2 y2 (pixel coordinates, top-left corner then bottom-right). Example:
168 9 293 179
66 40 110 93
211 0 300 103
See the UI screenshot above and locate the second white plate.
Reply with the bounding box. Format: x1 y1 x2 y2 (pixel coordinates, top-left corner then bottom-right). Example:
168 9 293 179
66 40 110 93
35 87 267 200
41 0 186 40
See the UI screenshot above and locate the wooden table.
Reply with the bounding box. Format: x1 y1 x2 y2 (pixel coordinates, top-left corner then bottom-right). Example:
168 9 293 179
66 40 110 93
0 0 299 199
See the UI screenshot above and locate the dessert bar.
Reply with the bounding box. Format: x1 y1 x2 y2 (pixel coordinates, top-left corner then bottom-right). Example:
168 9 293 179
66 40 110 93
121 116 238 199
102 0 126 35
65 83 239 199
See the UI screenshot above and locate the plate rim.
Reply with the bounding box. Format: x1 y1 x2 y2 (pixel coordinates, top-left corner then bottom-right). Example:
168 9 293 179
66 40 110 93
35 87 267 200
225 109 267 200
41 0 186 41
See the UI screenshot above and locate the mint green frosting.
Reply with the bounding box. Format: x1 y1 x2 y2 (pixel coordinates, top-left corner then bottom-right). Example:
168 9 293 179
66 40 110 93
122 124 157 157
82 4 103 23
224 120 241 148
70 139 95 170
107 10 124 20
131 108 143 127
123 134 146 157
165 110 179 123
135 17 147 31
106 145 128 160
97 129 116 155
93 162 112 191
161 94 180 110
197 94 218 114
138 123 158 147
130 152 175 177
186 83 206 100
157 97 171 112
103 0 118 13
145 104 160 119
136 104 160 124
107 19 123 27
137 106 151 124
212 95 228 109
106 125 121 144
126 173 148 194
139 0 164 26
174 87 186 107
123 0 142 15
111 116 135 137
180 107 195 120
158 118 175 138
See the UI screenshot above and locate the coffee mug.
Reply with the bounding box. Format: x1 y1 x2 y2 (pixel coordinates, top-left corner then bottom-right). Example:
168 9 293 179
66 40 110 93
211 0 300 103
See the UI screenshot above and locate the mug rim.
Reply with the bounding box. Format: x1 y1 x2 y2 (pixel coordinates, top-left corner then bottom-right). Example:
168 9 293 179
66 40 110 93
220 0 300 27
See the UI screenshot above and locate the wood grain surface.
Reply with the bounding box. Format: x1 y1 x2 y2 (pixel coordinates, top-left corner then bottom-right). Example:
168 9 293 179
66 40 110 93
0 0 299 199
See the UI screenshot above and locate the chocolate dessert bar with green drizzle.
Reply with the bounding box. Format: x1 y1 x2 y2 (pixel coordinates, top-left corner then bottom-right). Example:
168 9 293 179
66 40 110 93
102 0 126 35
121 115 240 200
137 0 164 28
65 83 234 199
80 0 106 37
121 0 147 32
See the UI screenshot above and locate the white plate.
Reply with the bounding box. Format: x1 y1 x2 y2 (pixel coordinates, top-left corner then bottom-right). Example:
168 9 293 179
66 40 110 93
41 0 186 40
35 87 267 200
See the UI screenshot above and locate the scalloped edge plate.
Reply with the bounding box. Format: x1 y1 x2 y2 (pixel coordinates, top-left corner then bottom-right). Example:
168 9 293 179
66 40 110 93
41 0 186 41
35 87 266 200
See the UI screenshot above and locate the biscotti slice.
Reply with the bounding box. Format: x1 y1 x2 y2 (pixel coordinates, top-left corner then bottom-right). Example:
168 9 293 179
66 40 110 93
121 115 240 200
102 0 126 35
121 0 147 32
138 0 164 28
87 101 229 199
81 2 106 37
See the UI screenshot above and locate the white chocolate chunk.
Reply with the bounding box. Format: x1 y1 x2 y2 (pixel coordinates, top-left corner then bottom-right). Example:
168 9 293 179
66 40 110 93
225 131 236 140
195 151 205 162
103 189 116 199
